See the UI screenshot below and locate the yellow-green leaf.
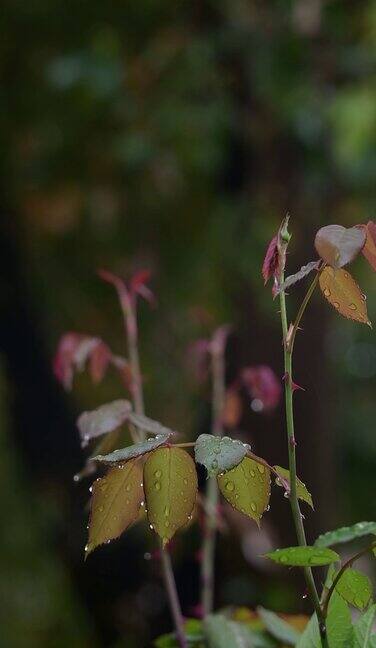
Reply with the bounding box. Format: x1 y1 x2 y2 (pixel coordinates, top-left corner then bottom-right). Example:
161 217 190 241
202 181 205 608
86 458 144 556
335 568 373 609
217 457 271 526
265 546 339 567
143 447 197 546
274 466 314 509
319 267 371 326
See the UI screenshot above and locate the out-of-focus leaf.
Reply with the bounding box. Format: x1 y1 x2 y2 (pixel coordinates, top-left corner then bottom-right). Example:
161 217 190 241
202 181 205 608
128 412 176 437
92 432 172 464
257 607 301 645
194 434 249 477
334 568 372 609
361 221 376 272
223 389 243 428
265 546 339 567
296 592 352 647
154 619 204 647
86 458 144 556
276 261 320 294
315 224 366 268
203 614 256 648
53 333 112 390
353 604 376 647
274 466 313 508
262 235 279 285
241 366 281 412
319 267 371 326
315 521 376 547
217 457 270 526
77 399 131 447
144 447 197 545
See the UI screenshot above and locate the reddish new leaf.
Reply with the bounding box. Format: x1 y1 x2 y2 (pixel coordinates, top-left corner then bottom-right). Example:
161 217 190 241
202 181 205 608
315 225 366 268
242 366 281 412
262 236 279 285
361 221 376 272
54 333 112 390
319 267 371 326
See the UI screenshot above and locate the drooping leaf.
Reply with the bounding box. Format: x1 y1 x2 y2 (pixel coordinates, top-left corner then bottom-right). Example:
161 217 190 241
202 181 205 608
203 614 256 648
353 604 376 648
257 607 301 645
217 457 271 526
53 333 113 390
334 568 373 609
265 546 339 567
361 221 376 272
241 366 282 412
128 412 176 438
315 225 366 268
319 267 371 326
92 432 172 464
262 235 279 285
77 399 132 447
276 261 320 294
274 466 313 508
194 434 249 477
86 458 144 556
315 521 376 548
143 447 197 545
296 592 352 648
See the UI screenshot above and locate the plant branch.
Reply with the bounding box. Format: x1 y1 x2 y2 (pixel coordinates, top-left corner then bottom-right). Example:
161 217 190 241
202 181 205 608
279 272 327 642
322 540 376 618
246 450 290 493
201 328 227 616
121 287 186 648
287 269 321 354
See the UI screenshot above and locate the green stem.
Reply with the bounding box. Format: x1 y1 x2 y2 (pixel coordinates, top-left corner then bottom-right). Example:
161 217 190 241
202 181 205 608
322 540 376 618
287 271 320 354
279 279 327 644
201 331 226 616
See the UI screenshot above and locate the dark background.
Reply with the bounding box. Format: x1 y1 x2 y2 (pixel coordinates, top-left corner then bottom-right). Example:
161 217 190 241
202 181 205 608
0 1 375 646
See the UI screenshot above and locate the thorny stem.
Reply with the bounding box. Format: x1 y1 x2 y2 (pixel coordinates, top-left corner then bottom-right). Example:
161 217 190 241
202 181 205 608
201 331 227 616
121 287 186 648
279 273 327 644
287 270 321 354
322 540 376 618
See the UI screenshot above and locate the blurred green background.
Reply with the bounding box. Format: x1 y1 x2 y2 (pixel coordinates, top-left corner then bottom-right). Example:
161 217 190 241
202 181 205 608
0 1 375 646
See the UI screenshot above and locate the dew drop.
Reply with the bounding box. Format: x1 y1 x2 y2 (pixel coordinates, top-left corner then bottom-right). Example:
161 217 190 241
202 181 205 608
89 486 93 493
98 506 104 513
113 515 118 521
183 479 188 485
85 544 89 552
73 474 80 482
349 303 357 311
333 301 340 309
154 481 161 491
323 287 331 297
257 464 265 474
280 555 288 563
164 506 170 517
154 470 162 478
144 552 152 560
251 502 256 512
125 484 131 492
250 470 256 477
140 501 145 507
225 481 235 492
266 505 270 512
165 520 170 528
149 524 154 530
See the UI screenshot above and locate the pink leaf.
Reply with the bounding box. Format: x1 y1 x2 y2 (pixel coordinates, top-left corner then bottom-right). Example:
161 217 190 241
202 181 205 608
262 236 279 285
242 366 281 412
54 333 110 390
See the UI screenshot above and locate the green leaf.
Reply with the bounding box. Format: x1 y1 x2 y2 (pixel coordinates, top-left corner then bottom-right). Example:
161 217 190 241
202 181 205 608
194 434 249 477
155 619 204 647
265 546 339 567
86 458 144 556
217 457 271 526
92 432 171 464
296 592 352 648
315 522 376 548
128 412 176 437
203 615 256 648
335 568 373 609
257 607 301 645
274 466 314 509
353 604 376 647
144 447 197 546
77 399 131 447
